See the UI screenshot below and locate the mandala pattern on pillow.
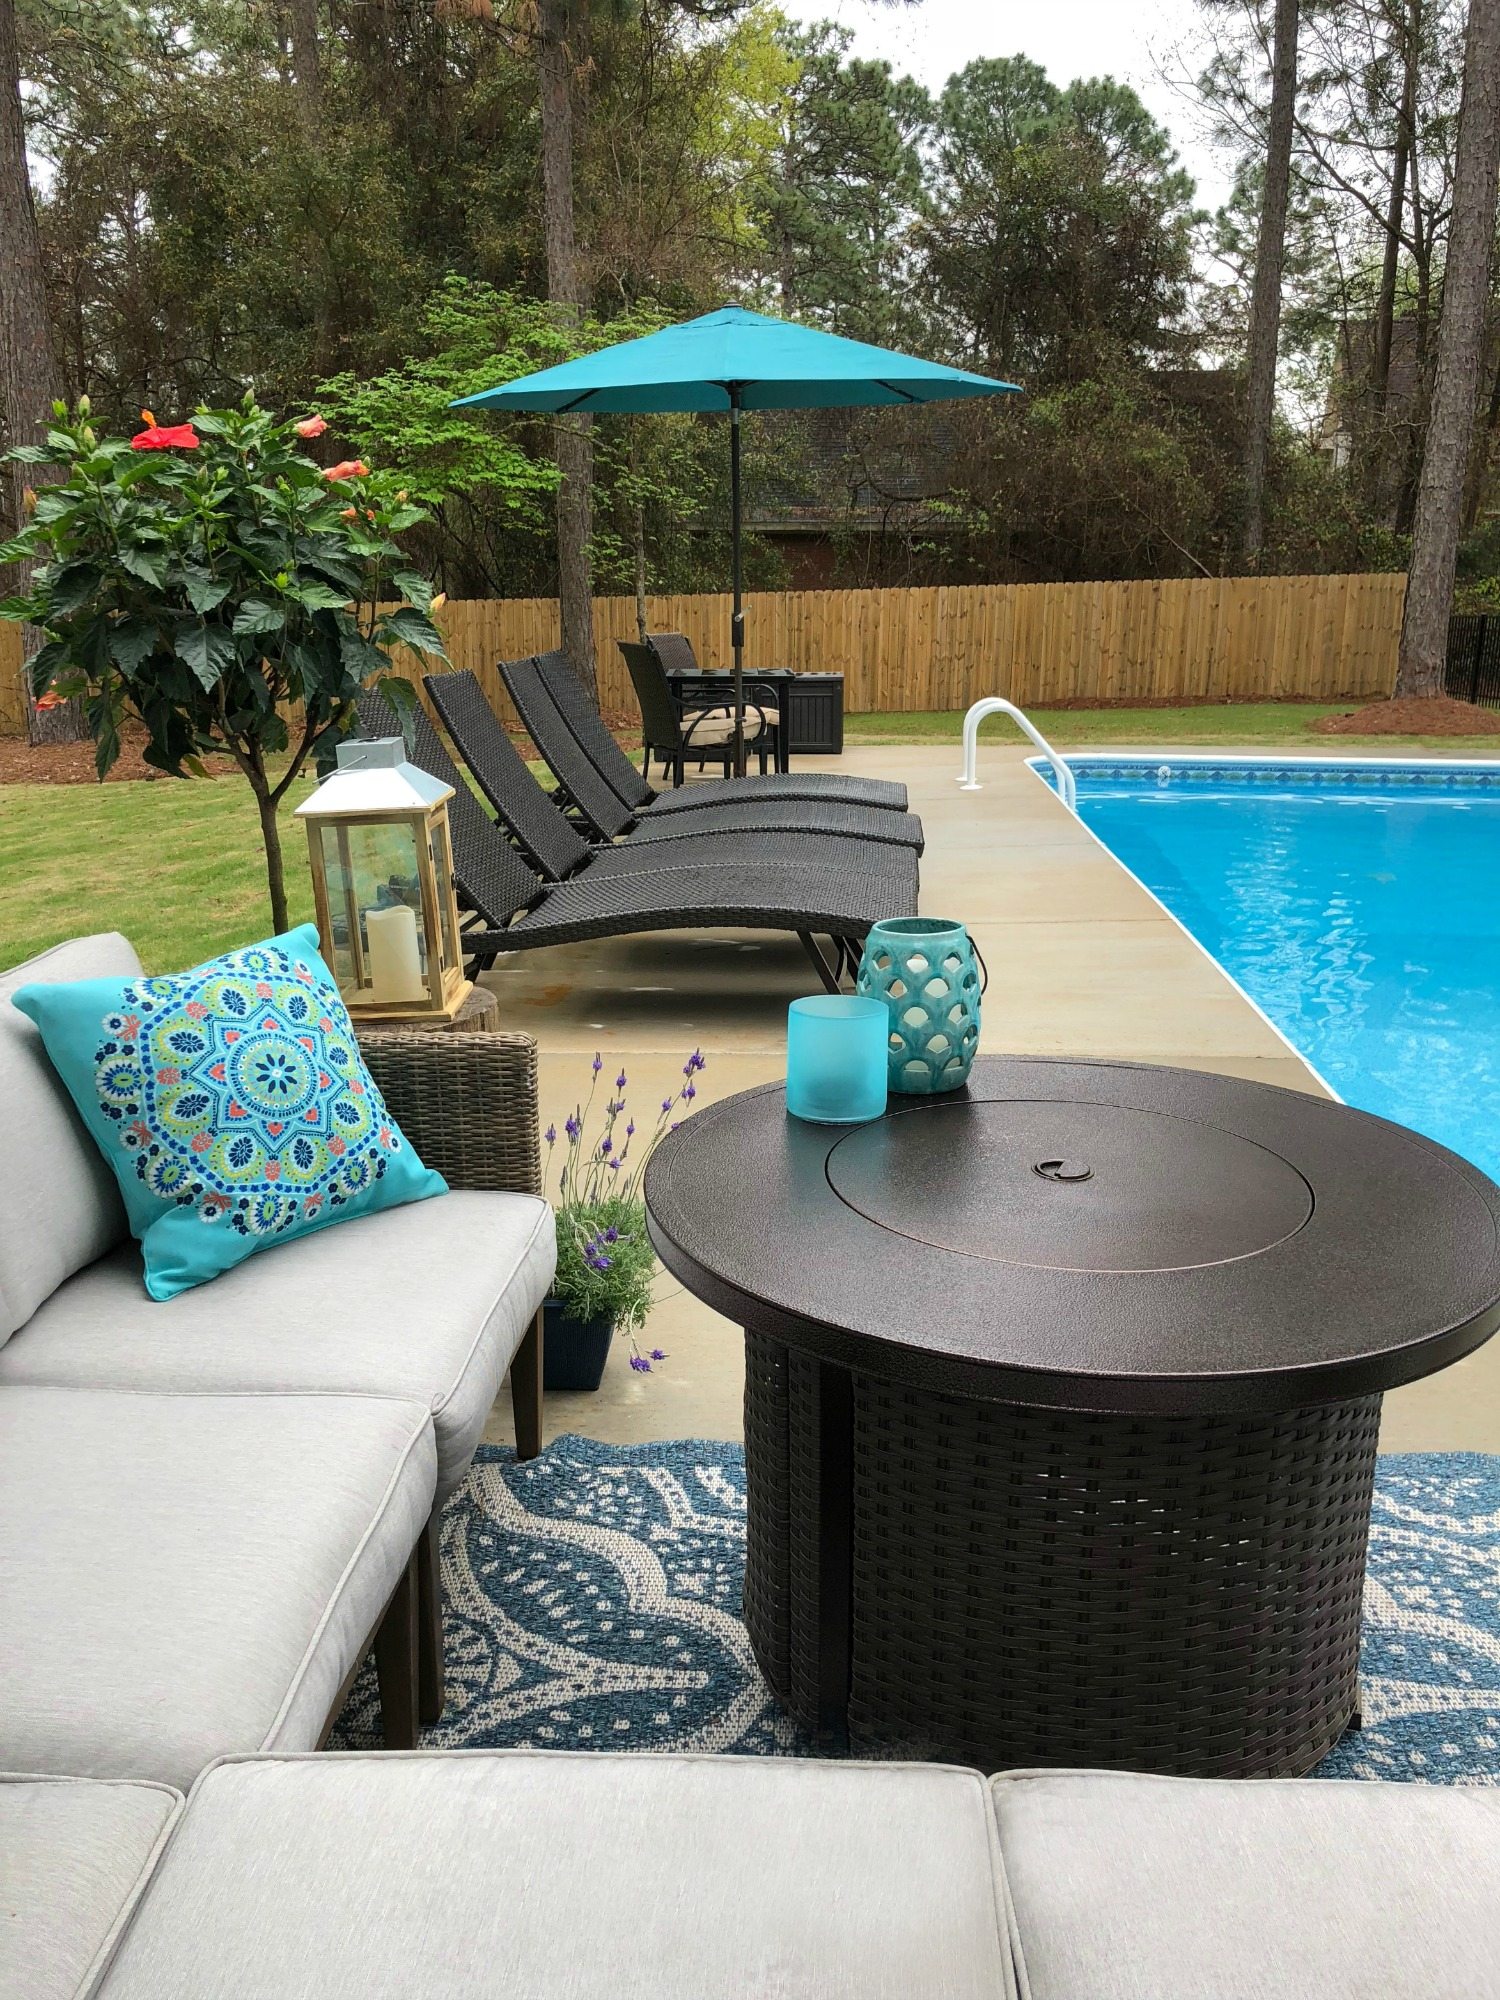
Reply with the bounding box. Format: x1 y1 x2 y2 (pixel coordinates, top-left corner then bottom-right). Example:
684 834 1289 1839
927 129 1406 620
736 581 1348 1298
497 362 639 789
92 940 401 1238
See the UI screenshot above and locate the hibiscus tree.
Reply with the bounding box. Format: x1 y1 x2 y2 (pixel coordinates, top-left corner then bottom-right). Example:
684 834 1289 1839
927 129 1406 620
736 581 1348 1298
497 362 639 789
0 395 446 931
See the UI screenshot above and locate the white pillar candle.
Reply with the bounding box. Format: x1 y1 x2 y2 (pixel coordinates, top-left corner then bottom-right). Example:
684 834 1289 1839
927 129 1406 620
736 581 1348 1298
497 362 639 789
364 903 425 1004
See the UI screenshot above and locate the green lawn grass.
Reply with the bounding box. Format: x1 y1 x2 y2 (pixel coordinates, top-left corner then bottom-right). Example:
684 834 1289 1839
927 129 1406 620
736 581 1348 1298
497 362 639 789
845 703 1500 749
1 772 319 973
7 701 1500 975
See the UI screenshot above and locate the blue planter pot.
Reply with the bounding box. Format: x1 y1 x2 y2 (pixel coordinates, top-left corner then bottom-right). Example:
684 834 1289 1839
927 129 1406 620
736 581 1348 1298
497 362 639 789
857 917 981 1095
543 1297 615 1391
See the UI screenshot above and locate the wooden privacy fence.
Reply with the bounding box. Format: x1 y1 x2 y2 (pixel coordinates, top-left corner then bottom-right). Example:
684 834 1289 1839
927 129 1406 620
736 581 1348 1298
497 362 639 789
0 572 1405 738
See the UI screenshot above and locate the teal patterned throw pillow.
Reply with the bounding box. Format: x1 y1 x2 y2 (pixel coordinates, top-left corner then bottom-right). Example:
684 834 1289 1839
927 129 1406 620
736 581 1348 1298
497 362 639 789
11 923 447 1300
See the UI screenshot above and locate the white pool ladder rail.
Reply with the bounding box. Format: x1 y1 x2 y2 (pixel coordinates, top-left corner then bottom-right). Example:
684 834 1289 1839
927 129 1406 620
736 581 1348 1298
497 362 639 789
957 697 1077 811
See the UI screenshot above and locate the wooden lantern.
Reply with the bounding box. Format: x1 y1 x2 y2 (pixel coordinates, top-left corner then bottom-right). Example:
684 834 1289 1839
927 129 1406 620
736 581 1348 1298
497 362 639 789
295 737 472 1023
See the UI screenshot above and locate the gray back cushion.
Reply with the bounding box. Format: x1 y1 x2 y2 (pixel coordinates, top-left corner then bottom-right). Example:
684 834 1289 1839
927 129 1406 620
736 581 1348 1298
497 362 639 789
0 934 141 1340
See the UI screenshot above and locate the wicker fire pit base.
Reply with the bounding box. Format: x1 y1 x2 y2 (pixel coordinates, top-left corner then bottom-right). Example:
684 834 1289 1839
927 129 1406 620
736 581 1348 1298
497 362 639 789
743 1331 1382 1779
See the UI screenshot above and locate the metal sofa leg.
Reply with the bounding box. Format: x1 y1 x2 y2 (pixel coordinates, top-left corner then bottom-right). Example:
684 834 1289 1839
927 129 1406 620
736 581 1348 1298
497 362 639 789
374 1552 420 1749
417 1513 445 1727
511 1306 544 1461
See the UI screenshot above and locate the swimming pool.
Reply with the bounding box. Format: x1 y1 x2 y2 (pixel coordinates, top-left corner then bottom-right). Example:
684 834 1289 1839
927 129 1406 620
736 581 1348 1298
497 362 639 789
1057 756 1500 1181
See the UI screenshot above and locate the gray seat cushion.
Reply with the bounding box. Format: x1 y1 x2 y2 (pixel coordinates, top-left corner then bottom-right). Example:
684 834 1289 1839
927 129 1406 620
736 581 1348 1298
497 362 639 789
98 1751 1014 2000
0 1191 554 1499
0 935 138 1343
0 1387 435 1791
0 1773 180 2000
992 1768 1500 2000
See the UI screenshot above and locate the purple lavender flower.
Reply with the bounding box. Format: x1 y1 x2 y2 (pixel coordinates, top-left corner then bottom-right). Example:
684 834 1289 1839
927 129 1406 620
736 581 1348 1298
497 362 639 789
604 1226 619 1243
625 1120 635 1138
629 1355 652 1373
650 1349 667 1362
608 1158 620 1171
565 1114 580 1140
683 1082 696 1100
592 1052 603 1074
599 1136 612 1155
616 1071 627 1090
544 1125 556 1145
661 1098 674 1115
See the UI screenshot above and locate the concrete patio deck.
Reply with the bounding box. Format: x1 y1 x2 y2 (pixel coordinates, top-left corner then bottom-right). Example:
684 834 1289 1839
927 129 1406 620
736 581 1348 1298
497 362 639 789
481 740 1500 1457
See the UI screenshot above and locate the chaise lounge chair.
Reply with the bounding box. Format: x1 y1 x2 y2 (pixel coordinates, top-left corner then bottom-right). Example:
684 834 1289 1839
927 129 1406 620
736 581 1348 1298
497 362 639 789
433 665 924 855
531 645 909 816
354 693 917 991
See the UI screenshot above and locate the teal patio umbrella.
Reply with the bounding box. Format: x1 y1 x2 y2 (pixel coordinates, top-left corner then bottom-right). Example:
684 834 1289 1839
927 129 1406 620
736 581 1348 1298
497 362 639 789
455 306 1020 773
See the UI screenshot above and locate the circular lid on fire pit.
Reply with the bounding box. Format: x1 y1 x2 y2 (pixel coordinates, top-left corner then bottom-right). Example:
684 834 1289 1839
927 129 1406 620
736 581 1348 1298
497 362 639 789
644 1056 1500 1415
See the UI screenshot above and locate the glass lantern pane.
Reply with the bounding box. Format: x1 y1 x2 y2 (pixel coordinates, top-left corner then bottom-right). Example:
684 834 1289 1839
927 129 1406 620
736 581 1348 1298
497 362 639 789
318 818 429 1007
429 814 459 974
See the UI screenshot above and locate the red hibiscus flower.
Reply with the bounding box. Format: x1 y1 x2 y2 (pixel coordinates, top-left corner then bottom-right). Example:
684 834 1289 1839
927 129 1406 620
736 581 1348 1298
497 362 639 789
322 459 369 482
294 415 327 438
131 409 200 451
33 690 66 711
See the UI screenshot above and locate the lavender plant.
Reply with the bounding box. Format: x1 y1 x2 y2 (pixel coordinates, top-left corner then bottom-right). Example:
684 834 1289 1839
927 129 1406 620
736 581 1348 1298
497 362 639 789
545 1049 706 1372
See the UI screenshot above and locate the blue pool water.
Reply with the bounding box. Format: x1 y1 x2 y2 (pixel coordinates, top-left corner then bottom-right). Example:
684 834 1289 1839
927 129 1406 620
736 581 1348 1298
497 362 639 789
1067 759 1500 1181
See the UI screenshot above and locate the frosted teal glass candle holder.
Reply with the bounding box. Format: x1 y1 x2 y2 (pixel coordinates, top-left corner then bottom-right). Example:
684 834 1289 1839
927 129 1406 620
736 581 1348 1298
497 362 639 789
785 995 889 1125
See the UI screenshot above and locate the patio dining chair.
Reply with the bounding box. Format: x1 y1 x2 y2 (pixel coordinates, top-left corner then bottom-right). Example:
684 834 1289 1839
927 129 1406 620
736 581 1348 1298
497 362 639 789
433 665 923 855
528 647 910 817
619 639 780 783
354 693 917 993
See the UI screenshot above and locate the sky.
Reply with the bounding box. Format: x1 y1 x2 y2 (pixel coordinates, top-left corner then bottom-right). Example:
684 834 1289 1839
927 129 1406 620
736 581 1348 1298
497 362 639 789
781 0 1237 216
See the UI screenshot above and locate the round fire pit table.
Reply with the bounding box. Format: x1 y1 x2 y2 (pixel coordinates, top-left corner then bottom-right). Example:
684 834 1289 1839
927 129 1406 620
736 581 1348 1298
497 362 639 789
644 1057 1500 1778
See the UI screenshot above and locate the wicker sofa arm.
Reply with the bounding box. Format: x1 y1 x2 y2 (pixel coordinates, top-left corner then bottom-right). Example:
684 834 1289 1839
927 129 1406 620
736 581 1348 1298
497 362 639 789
359 1030 542 1198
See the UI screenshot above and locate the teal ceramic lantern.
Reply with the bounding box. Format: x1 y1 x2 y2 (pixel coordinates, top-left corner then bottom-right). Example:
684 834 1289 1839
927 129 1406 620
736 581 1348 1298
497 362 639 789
857 917 981 1095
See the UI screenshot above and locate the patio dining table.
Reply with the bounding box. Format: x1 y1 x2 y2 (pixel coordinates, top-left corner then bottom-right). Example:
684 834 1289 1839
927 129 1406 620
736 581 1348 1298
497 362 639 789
644 1057 1500 1778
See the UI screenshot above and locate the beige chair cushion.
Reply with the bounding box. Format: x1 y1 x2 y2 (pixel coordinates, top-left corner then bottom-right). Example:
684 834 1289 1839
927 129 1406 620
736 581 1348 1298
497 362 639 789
0 935 139 1342
992 1768 1500 2000
98 1751 1015 2000
0 1773 180 2000
680 704 778 746
0 1387 435 1791
0 1190 554 1500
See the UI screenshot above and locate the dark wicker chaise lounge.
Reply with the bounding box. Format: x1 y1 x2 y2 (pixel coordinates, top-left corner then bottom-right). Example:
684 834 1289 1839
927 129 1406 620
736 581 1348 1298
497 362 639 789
354 693 918 991
501 652 915 856
434 665 923 855
528 647 909 816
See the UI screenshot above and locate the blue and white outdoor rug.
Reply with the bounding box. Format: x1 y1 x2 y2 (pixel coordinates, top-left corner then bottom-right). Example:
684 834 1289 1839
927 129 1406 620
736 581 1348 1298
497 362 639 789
333 1440 1500 1783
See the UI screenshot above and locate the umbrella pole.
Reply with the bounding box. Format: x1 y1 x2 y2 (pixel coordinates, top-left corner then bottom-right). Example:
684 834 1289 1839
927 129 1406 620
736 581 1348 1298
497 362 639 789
729 387 745 778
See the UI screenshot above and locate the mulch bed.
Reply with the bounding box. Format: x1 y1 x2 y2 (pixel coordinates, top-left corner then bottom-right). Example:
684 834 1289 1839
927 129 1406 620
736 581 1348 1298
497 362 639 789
1314 697 1500 737
0 731 239 785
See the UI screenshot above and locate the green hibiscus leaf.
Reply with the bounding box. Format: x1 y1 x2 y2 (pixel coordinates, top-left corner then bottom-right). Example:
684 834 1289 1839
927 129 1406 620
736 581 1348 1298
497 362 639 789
174 622 235 691
109 617 158 676
46 562 103 617
181 565 231 615
391 569 434 613
378 606 446 656
231 598 287 637
117 546 167 589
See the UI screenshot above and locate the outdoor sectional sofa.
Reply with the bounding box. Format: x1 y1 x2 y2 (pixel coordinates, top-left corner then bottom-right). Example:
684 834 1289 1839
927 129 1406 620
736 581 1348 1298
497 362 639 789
0 932 556 1793
9 1751 1500 1999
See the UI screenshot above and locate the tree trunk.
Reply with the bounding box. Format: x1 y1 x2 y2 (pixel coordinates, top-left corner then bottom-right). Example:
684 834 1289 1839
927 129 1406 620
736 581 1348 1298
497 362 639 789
630 421 648 643
1239 0 1300 570
288 0 321 131
1396 0 1500 699
537 0 598 706
1461 338 1500 535
1371 0 1418 410
253 781 291 935
0 0 83 746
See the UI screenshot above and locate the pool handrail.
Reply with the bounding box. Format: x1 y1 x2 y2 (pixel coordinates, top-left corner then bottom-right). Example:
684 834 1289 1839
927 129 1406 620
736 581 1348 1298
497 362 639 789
958 698 1077 811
